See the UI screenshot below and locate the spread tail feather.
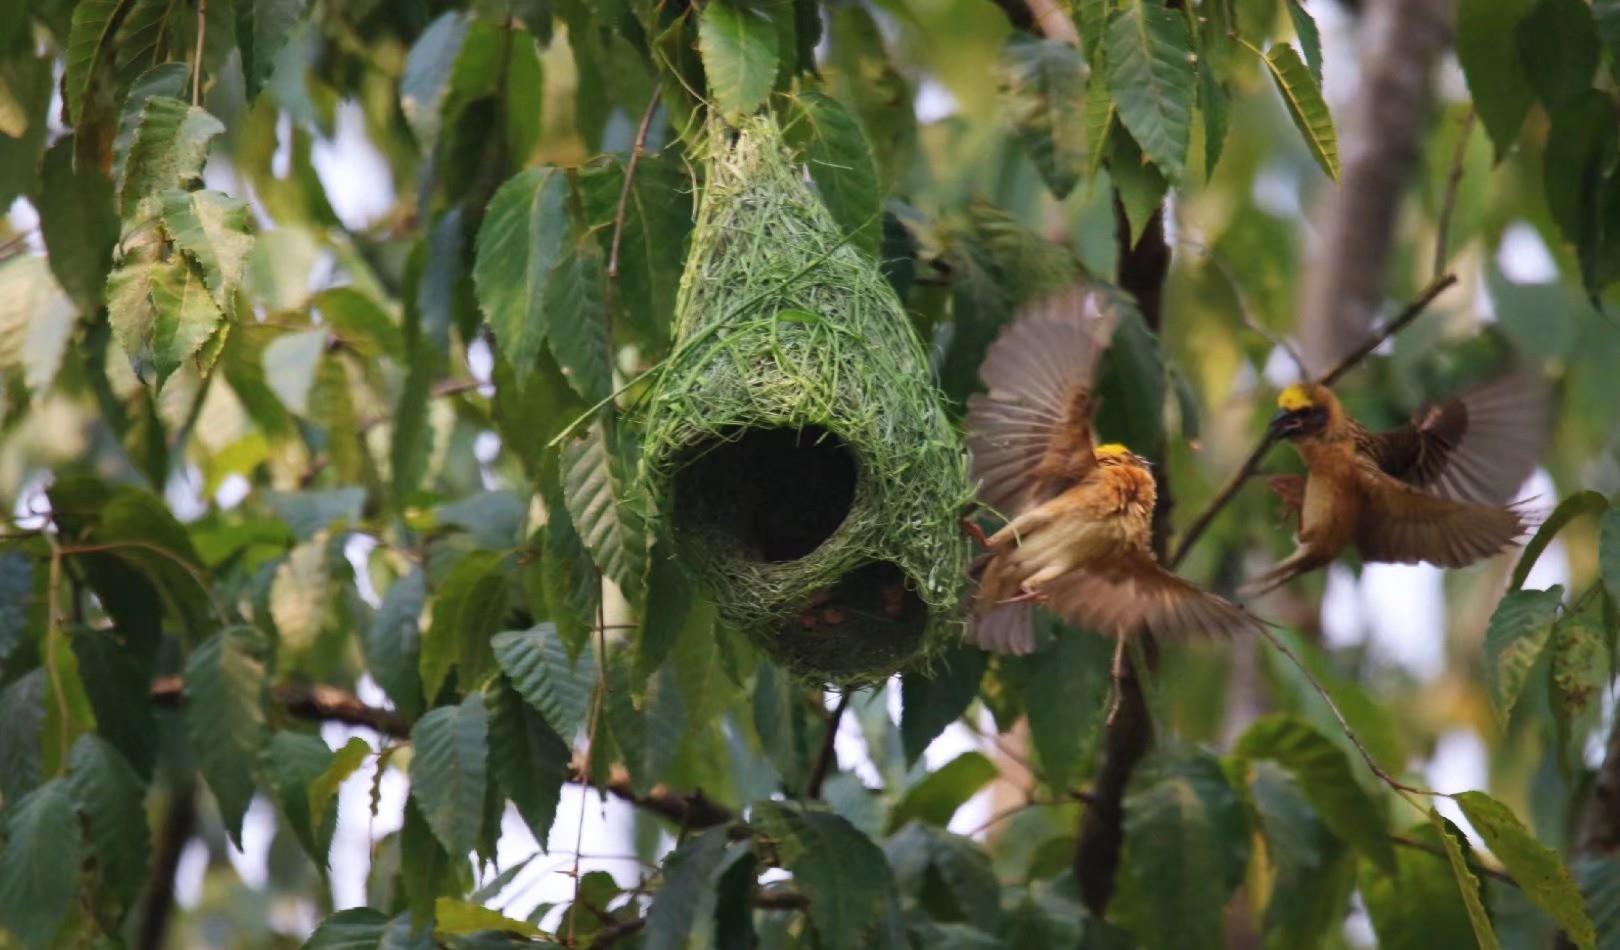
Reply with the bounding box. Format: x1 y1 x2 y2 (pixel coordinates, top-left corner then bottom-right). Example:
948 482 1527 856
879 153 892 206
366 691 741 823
968 602 1036 655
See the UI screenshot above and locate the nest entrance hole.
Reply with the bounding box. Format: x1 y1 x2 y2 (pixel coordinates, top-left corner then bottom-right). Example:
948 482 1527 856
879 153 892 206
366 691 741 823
673 426 857 563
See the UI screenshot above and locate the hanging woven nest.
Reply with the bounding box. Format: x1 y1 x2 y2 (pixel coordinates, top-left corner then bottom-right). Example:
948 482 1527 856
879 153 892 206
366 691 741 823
641 114 973 685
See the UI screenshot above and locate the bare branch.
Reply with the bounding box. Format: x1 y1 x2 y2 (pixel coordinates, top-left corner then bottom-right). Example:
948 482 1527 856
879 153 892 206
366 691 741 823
806 691 852 799
608 89 663 280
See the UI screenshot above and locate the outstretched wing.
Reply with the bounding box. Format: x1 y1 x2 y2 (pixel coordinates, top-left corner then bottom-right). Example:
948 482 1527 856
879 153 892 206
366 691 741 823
1355 371 1548 505
1353 465 1529 568
1043 549 1262 640
965 284 1112 516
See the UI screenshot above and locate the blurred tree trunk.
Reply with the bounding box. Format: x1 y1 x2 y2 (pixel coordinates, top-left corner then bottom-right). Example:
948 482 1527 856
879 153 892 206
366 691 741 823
1298 0 1454 371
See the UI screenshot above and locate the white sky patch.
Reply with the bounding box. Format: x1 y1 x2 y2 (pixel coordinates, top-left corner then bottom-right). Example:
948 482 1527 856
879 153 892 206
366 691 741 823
226 795 278 890
1360 562 1447 680
1263 343 1306 389
914 78 959 124
344 534 382 608
1427 728 1489 849
6 198 44 252
1519 469 1571 592
1251 162 1303 219
215 473 253 510
173 838 212 909
1497 222 1560 284
1319 565 1367 649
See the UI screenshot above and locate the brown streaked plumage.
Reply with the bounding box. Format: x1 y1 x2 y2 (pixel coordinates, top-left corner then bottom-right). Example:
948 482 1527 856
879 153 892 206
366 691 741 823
1242 377 1544 597
964 285 1263 655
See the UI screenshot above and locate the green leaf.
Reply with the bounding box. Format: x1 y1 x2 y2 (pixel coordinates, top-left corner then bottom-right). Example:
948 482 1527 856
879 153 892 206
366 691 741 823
118 96 225 211
1454 791 1596 949
474 167 570 372
1199 63 1229 180
0 672 45 806
1247 762 1357 948
409 692 489 860
0 552 35 670
561 423 647 602
998 36 1088 199
1458 0 1535 157
900 647 986 766
1602 510 1620 605
303 908 389 949
65 735 150 918
367 569 426 719
1361 822 1479 949
264 732 339 867
1093 291 1166 454
545 236 612 406
487 677 569 845
438 491 526 550
1234 713 1397 875
1114 747 1250 950
1428 810 1502 950
538 498 600 657
241 0 311 99
0 55 48 211
1261 43 1339 181
161 189 256 308
699 0 780 122
399 797 459 921
604 649 685 794
259 328 327 415
420 550 509 699
1545 93 1617 267
401 11 470 147
885 823 1003 928
1517 0 1599 108
310 737 373 832
1550 600 1606 733
185 625 269 845
638 540 693 679
1512 492 1609 590
0 255 78 395
1104 0 1194 182
1285 0 1323 83
492 623 597 741
645 826 735 950
785 90 882 256
750 803 896 946
112 64 189 182
266 487 367 542
0 781 82 949
579 155 690 350
1483 587 1564 725
64 0 129 124
433 898 544 938
105 255 226 388
1108 126 1169 246
270 537 332 660
36 137 118 313
112 0 189 91
888 751 997 832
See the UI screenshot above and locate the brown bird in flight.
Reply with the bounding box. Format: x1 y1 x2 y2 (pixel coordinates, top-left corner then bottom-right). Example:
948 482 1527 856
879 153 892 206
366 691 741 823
1241 373 1546 597
963 285 1263 655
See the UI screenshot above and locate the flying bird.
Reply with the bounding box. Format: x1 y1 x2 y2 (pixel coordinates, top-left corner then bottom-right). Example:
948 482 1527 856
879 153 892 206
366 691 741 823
1241 373 1546 597
963 285 1263 655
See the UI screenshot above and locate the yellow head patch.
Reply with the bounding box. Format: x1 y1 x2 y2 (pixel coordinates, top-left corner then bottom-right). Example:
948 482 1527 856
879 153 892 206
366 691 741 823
1094 443 1132 459
1277 384 1316 412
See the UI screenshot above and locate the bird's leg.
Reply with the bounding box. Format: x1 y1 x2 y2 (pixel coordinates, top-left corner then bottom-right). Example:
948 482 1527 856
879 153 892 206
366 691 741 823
1105 635 1128 727
997 586 1047 606
960 516 991 548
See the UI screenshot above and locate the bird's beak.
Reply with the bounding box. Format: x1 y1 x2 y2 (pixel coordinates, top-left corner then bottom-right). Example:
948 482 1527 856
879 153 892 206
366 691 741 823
1267 409 1295 439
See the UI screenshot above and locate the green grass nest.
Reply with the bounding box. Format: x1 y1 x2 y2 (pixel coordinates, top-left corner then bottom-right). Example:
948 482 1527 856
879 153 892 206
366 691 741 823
640 113 973 685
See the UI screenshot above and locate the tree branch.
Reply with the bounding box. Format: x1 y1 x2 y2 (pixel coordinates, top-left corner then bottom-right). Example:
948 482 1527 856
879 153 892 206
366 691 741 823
135 781 195 950
607 89 662 280
149 676 735 829
806 692 851 799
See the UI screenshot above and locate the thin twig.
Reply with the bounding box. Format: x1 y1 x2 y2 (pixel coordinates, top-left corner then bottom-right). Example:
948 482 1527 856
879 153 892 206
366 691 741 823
1168 273 1459 567
1318 273 1458 387
191 0 207 107
1254 624 1442 800
1433 110 1476 283
806 691 852 799
570 573 612 946
608 89 663 280
1390 832 1515 885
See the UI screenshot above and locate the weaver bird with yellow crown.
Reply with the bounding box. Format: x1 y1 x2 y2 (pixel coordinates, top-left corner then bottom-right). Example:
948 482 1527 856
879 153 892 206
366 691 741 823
963 284 1263 655
1240 373 1547 597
